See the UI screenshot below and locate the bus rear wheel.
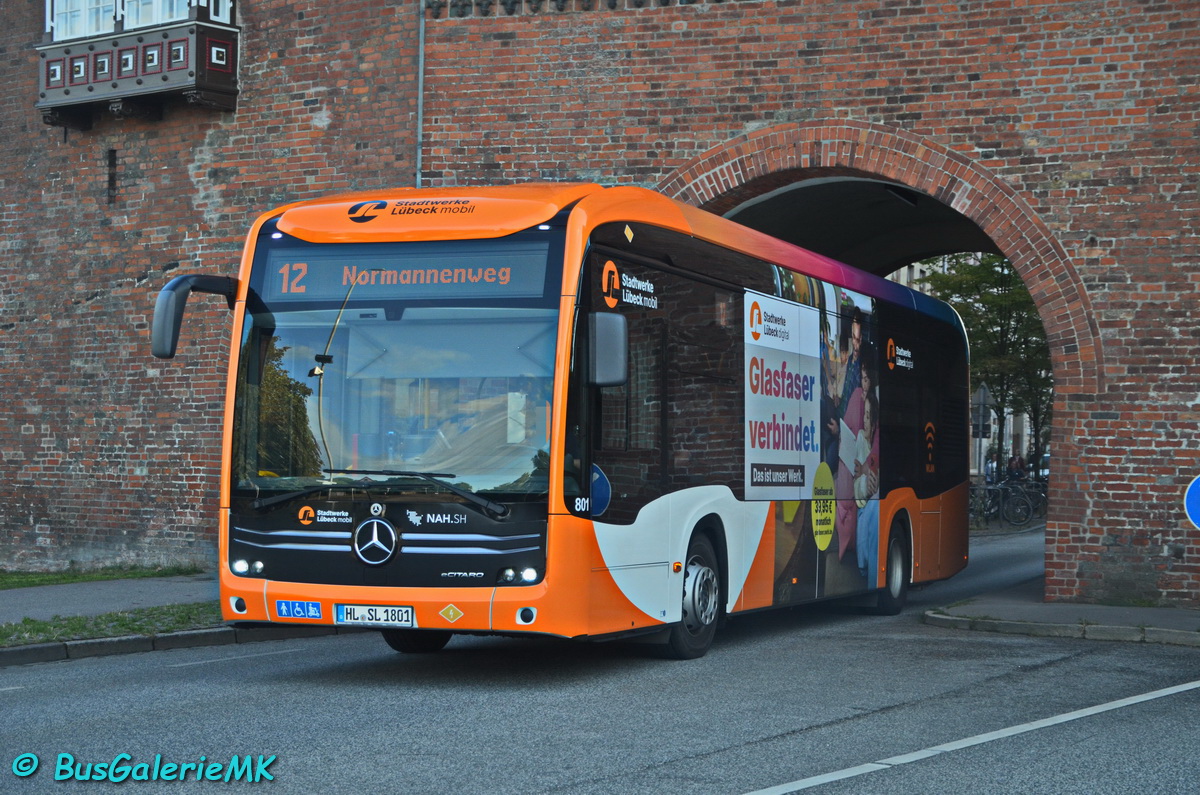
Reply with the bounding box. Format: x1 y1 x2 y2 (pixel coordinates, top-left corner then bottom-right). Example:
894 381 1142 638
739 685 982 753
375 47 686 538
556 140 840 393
381 629 453 654
662 534 721 660
871 530 909 616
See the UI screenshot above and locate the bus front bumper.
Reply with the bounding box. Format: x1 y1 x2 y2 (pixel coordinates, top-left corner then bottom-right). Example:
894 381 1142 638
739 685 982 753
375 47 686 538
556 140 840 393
219 566 584 639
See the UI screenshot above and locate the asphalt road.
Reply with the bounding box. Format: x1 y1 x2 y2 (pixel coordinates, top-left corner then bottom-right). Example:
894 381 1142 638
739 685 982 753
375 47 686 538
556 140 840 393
2 529 1197 794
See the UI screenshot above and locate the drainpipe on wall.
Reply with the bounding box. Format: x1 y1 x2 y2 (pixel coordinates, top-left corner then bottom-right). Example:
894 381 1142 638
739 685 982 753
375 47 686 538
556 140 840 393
415 0 426 188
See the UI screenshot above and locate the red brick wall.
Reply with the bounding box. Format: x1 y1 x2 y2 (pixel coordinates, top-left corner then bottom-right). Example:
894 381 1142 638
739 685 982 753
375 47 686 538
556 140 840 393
0 0 424 569
1 0 1196 606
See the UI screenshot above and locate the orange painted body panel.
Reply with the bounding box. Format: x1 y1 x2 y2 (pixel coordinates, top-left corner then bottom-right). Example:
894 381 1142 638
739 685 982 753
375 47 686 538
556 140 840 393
735 502 777 612
878 482 969 587
931 481 970 581
273 183 602 244
878 488 921 587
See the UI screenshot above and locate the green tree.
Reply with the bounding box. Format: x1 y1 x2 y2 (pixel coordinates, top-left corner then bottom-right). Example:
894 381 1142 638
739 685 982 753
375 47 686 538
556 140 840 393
235 337 323 481
919 252 1052 474
258 341 324 477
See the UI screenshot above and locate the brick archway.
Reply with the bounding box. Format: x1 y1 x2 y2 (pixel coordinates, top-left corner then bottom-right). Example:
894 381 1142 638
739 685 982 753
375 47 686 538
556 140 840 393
658 119 1104 400
659 119 1108 601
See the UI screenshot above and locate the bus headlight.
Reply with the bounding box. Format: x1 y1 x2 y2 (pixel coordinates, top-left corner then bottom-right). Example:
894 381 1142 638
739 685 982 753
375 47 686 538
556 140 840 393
232 559 250 575
499 567 540 585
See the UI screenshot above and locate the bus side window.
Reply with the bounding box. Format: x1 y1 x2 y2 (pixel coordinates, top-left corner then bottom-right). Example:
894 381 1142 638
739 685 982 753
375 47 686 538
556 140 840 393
585 252 667 524
592 317 665 524
666 290 741 493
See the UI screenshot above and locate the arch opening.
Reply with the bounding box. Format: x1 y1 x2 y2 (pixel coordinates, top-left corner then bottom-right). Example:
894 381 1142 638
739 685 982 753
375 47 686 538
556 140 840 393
724 174 1000 277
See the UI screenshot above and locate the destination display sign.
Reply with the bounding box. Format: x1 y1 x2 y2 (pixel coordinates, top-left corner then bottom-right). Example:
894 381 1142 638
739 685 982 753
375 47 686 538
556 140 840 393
260 239 550 303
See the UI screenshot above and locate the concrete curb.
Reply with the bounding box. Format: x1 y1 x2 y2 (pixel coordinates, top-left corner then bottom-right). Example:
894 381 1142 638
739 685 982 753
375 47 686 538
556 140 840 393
923 610 1200 647
153 628 237 651
1 642 68 667
66 636 154 659
0 625 365 669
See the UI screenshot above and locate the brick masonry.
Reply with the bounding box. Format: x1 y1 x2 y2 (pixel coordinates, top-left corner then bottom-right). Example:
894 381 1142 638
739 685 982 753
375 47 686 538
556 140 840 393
0 1 1196 606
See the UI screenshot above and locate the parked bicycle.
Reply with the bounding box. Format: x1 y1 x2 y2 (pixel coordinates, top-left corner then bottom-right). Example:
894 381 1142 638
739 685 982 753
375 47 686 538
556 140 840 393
1006 477 1048 518
969 480 1034 526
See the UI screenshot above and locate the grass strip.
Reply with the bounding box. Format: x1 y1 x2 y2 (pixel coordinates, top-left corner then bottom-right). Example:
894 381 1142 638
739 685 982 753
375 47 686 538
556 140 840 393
0 564 205 591
0 602 224 648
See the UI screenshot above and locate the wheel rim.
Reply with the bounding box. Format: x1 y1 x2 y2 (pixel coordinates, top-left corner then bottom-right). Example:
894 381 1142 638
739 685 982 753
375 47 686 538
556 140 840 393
888 541 904 597
682 555 719 634
1005 496 1032 524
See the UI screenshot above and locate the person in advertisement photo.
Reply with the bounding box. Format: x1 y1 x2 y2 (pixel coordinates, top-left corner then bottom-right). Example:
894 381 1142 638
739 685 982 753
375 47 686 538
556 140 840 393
825 290 878 594
766 276 882 603
854 383 881 585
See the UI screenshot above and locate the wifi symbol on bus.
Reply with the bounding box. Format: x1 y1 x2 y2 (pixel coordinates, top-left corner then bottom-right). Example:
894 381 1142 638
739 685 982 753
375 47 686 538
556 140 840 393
924 422 937 473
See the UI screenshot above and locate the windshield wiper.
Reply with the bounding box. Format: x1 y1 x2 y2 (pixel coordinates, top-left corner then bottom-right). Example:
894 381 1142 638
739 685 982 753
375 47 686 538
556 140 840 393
325 469 510 520
252 483 342 511
250 479 391 511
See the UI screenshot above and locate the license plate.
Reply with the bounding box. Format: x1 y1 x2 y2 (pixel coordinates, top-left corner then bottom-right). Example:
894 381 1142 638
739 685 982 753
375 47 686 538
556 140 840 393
335 604 415 628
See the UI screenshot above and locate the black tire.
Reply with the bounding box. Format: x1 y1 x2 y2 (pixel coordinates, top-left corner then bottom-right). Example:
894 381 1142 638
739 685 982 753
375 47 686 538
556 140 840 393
1028 485 1048 517
984 488 1001 519
1001 493 1033 525
871 530 909 616
380 629 452 654
662 534 721 660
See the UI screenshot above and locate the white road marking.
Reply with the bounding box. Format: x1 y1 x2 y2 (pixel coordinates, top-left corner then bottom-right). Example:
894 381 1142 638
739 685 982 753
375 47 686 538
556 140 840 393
744 679 1200 794
166 648 297 668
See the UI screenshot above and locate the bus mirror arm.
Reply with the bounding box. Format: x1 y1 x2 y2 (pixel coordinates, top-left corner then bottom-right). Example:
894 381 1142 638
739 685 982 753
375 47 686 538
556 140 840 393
151 274 239 359
588 312 628 387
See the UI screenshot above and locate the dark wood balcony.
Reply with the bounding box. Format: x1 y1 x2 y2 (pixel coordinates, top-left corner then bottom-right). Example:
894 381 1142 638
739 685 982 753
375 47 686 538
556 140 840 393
36 8 238 130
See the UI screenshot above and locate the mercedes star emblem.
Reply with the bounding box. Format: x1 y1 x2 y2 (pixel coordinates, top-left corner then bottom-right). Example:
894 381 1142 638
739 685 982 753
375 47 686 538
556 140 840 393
353 518 398 565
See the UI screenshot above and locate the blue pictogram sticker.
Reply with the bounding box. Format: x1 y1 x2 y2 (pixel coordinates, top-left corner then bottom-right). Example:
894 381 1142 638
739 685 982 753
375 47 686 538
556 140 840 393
276 600 322 620
1185 476 1200 531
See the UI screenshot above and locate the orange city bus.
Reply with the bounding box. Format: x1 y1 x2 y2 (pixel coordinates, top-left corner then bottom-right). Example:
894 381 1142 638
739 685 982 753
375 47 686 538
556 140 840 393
151 183 969 659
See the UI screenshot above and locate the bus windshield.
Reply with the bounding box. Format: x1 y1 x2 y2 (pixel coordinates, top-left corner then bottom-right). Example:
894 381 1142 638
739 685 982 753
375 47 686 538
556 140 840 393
231 228 564 501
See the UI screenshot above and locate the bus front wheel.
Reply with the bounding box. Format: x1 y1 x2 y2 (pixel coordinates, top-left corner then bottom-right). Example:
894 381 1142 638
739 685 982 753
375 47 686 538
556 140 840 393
871 530 909 616
662 534 721 660
381 629 453 654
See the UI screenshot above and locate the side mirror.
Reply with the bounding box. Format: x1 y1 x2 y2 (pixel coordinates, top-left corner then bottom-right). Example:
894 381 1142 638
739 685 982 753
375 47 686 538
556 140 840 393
588 312 628 387
151 274 238 359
